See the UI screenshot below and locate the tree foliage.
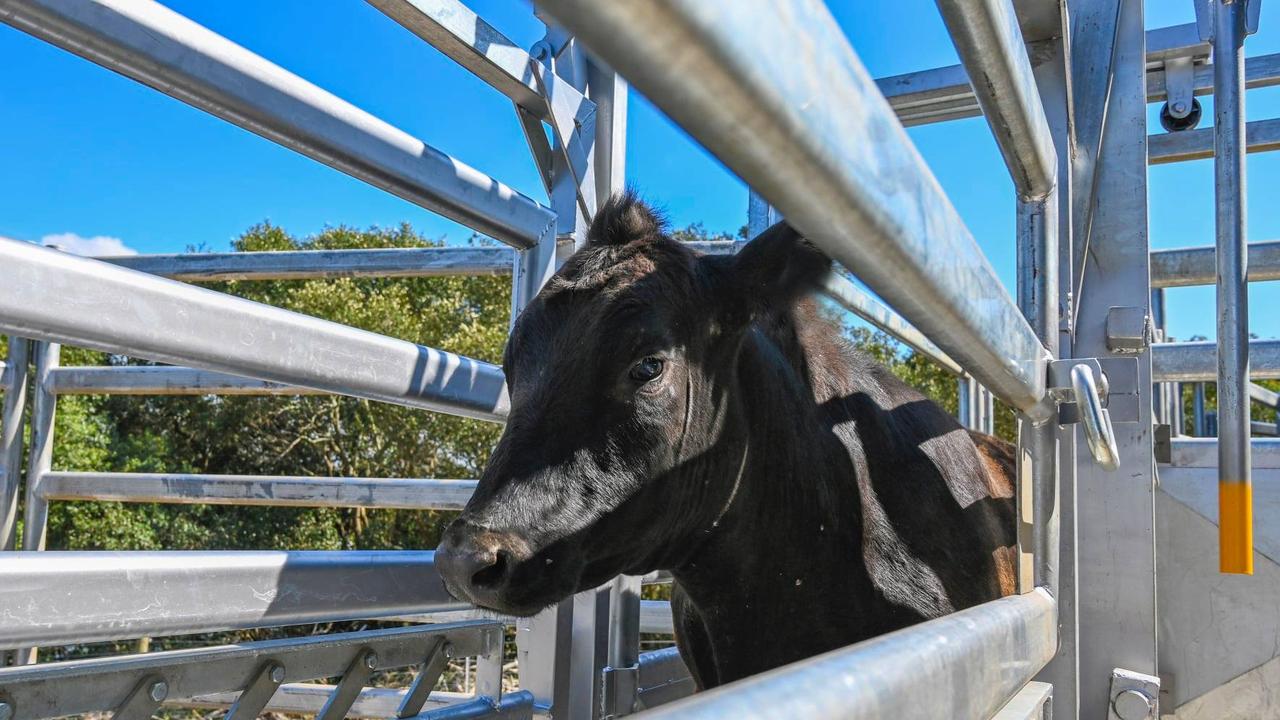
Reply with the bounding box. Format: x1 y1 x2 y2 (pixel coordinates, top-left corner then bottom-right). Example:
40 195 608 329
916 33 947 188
44 223 509 553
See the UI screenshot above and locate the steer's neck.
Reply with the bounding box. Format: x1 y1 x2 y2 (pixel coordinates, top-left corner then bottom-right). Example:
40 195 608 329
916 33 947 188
669 323 887 682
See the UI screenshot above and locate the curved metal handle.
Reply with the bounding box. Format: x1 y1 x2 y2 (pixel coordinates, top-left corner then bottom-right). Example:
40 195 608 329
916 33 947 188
1071 363 1120 471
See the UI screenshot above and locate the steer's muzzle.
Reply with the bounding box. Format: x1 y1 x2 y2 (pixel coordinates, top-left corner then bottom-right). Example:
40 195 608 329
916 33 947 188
435 520 530 611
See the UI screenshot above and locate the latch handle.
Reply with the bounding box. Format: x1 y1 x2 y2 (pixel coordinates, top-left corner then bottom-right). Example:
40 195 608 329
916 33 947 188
1071 363 1120 471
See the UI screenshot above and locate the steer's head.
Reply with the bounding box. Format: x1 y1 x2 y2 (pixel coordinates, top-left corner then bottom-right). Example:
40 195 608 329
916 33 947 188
435 193 830 615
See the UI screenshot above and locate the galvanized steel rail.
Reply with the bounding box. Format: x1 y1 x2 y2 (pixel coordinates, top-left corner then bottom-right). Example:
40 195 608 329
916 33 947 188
1151 239 1280 288
101 247 515 282
1153 340 1280 382
534 0 1051 412
0 239 508 422
641 590 1057 720
0 551 468 647
37 472 479 511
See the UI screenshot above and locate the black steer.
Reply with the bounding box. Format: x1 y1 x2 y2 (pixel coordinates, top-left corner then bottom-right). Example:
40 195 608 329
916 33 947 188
436 192 1017 689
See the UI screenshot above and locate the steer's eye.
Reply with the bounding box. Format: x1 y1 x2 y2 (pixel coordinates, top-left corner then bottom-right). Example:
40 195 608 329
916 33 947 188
629 357 665 383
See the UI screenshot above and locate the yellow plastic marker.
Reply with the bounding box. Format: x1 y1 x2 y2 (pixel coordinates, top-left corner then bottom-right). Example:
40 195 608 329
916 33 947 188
1220 481 1253 574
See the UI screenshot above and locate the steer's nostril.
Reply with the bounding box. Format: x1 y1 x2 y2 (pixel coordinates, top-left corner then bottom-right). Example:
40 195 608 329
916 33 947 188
470 549 510 589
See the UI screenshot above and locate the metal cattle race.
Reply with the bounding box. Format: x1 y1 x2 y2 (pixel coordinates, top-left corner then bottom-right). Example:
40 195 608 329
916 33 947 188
0 0 1274 718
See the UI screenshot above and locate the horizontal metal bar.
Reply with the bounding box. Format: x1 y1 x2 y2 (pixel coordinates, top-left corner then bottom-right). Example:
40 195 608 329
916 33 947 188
1148 52 1280 104
537 0 1050 411
1250 382 1279 408
636 647 696 710
49 366 326 396
1152 341 1280 382
1252 421 1277 436
381 599 673 634
0 241 508 422
99 247 515 282
0 623 504 720
1145 23 1208 64
640 589 1057 720
1149 117 1280 164
883 43 1280 129
823 274 964 375
1166 438 1280 468
639 600 673 635
0 0 554 249
934 0 1056 199
176 684 535 719
38 472 478 511
1150 239 1280 288
0 550 469 647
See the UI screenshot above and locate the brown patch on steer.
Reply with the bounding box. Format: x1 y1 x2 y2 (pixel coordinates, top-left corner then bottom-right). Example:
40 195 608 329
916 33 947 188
969 430 1017 596
992 545 1018 596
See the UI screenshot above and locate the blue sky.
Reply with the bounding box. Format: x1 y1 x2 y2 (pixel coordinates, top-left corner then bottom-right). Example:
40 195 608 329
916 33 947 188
0 1 1277 342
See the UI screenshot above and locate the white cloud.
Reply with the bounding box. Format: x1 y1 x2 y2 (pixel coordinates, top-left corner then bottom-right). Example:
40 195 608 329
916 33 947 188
39 232 137 257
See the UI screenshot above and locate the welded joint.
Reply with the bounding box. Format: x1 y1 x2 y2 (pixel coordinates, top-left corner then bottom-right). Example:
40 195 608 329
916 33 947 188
602 664 640 719
1108 667 1160 720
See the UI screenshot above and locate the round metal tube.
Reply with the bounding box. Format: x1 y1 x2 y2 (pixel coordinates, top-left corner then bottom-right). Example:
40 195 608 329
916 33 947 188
1213 0 1252 575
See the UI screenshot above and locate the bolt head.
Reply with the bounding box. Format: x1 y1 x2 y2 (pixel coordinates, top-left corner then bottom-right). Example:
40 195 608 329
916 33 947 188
364 652 379 670
1113 688 1155 720
149 680 168 703
270 665 285 684
0 701 14 720
1173 101 1188 114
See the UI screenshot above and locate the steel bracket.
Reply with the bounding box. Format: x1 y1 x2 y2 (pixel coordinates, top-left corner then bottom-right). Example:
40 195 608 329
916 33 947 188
1106 306 1150 354
1108 667 1160 720
601 664 640 719
1049 358 1140 424
1162 57 1197 120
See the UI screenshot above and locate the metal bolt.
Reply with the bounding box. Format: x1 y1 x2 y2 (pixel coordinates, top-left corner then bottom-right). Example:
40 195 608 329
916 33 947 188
1113 689 1155 720
0 701 14 720
149 680 169 703
364 652 379 670
270 664 285 684
1173 101 1188 114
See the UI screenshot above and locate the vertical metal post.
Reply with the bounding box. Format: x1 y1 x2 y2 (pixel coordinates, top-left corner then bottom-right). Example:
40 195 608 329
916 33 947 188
1069 0 1159 713
0 337 31 552
747 190 781 239
1213 0 1252 575
1025 18 1077 716
1194 382 1207 436
984 388 995 434
17 340 59 666
516 22 628 717
958 376 972 427
1174 382 1186 436
1151 288 1169 425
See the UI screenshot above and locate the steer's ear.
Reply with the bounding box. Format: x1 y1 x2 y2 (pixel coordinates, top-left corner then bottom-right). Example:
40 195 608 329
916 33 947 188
725 221 833 320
